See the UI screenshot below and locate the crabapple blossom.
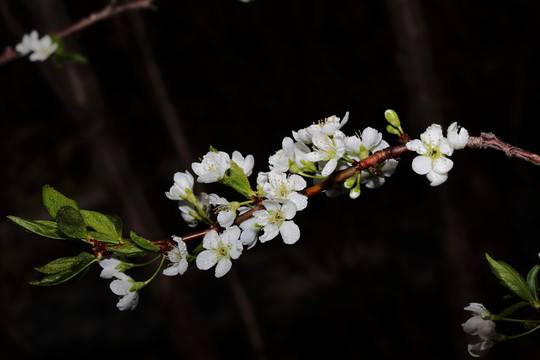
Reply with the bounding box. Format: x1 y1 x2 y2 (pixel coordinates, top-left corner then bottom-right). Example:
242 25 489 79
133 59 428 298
232 151 255 176
109 273 139 311
192 151 231 183
305 130 347 176
406 124 454 186
260 172 308 211
269 137 310 173
165 170 194 200
462 303 498 357
163 236 189 276
208 193 237 227
293 112 349 143
254 200 300 244
196 226 243 278
447 122 470 150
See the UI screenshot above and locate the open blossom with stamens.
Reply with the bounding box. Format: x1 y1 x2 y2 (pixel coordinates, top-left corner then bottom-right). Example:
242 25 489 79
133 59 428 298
305 130 347 176
15 30 39 55
29 35 58 62
99 258 123 279
208 193 236 227
269 137 310 173
192 151 231 183
255 200 300 244
109 273 139 311
165 171 194 200
293 112 349 144
406 124 454 186
462 303 499 357
196 226 243 278
163 236 189 276
260 172 308 211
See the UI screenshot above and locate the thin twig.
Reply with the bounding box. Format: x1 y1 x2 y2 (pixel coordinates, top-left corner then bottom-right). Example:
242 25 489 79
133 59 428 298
468 133 540 165
0 0 155 66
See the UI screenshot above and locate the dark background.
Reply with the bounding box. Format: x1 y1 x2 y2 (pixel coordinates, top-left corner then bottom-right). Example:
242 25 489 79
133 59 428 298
1 0 540 359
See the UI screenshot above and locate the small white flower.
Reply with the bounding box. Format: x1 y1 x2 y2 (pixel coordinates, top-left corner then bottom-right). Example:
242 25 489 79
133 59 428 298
269 137 310 173
163 236 189 276
165 171 194 200
406 124 454 187
15 30 39 55
232 151 255 176
253 200 300 244
462 303 498 357
109 273 139 311
196 226 243 278
29 35 57 62
262 172 308 211
208 193 236 227
98 258 123 279
305 130 347 176
239 217 259 249
192 151 231 183
293 112 349 143
178 192 210 227
447 122 469 150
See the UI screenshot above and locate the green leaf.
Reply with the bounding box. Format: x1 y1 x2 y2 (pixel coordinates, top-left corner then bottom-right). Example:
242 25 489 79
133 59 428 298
486 253 536 303
88 231 120 245
130 231 159 251
498 301 531 318
80 210 120 239
109 215 123 238
7 216 70 240
56 206 87 239
30 252 97 286
222 161 256 199
527 265 540 302
42 185 79 220
110 239 149 257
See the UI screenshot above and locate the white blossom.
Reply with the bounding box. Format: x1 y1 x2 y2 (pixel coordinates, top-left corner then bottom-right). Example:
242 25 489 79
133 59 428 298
208 193 236 227
305 130 347 176
98 258 123 279
293 112 349 143
253 200 300 244
163 236 189 276
15 30 39 55
406 124 454 186
462 303 498 357
232 151 255 176
109 273 139 311
269 137 310 173
196 226 243 278
261 172 308 211
447 122 469 150
192 151 231 183
29 35 57 61
165 171 194 200
178 192 210 227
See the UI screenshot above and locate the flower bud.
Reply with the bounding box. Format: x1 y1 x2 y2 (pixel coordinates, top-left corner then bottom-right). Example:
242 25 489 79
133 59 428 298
349 184 361 199
386 124 401 137
384 109 401 128
344 176 356 189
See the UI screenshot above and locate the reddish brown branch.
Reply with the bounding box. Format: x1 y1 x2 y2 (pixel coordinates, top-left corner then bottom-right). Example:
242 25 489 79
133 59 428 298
0 0 155 66
468 133 540 165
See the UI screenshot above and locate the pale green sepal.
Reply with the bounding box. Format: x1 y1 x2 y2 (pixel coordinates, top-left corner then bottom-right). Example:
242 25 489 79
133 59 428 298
30 252 97 286
7 216 70 240
486 253 536 303
42 185 79 220
56 206 87 240
221 161 256 199
130 231 159 251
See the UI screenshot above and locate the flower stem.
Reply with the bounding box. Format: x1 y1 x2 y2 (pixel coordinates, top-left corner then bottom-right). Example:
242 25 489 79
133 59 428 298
143 255 166 286
502 324 540 341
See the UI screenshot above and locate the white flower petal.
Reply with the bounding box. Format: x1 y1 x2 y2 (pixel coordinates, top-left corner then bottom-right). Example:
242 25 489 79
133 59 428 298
215 258 232 278
280 221 300 244
406 139 427 155
433 157 454 173
411 156 432 175
361 127 382 150
288 192 308 211
196 250 218 270
259 223 279 242
426 170 448 186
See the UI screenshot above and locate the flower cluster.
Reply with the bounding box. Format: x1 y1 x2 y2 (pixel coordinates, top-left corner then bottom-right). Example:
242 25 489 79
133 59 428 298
160 112 399 285
462 303 499 357
406 122 469 186
15 30 58 62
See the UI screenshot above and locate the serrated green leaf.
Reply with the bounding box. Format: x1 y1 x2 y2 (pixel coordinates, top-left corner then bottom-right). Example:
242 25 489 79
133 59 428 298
486 253 535 303
56 206 87 239
527 265 540 302
110 239 149 257
80 210 120 239
35 252 94 274
130 231 159 251
30 252 96 286
88 231 120 245
109 215 123 238
42 185 79 220
7 216 70 240
498 301 531 317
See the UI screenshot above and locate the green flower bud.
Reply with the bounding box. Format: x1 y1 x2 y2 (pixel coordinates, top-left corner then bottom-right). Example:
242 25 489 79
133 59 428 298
386 124 401 137
344 176 357 189
384 109 401 128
